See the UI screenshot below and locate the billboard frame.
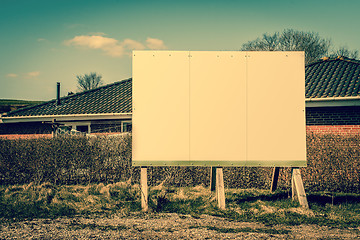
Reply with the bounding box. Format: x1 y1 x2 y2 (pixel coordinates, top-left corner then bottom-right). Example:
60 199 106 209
132 51 306 167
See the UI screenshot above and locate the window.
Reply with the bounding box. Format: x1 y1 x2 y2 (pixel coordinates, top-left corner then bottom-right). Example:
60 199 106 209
76 125 89 133
121 121 132 132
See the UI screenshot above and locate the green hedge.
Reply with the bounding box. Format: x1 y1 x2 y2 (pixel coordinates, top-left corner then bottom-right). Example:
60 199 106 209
0 135 133 185
0 134 359 193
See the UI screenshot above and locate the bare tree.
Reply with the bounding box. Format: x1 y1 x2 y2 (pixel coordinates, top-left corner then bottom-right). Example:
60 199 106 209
241 29 331 64
76 72 104 91
330 46 358 59
242 32 280 51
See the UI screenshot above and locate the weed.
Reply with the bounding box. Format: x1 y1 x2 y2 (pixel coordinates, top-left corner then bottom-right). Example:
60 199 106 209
1 183 360 229
0 199 76 220
87 185 102 196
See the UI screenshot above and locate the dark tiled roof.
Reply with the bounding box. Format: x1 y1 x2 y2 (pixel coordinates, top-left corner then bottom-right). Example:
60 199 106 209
306 57 360 98
4 57 360 118
4 78 132 117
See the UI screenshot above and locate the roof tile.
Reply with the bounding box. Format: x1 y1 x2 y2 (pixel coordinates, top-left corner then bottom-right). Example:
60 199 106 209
4 57 360 118
305 57 360 98
4 78 132 117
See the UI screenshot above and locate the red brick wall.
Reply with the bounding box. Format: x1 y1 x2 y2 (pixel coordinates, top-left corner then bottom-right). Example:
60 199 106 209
306 106 360 135
0 132 126 140
306 125 360 135
0 134 53 139
306 106 360 125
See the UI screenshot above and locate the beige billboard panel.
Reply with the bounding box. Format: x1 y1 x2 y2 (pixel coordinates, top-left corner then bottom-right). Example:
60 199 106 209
132 51 190 163
246 52 306 165
190 51 247 163
132 51 306 167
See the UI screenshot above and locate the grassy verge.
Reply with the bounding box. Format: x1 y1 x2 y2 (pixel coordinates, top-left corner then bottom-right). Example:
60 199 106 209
0 182 359 228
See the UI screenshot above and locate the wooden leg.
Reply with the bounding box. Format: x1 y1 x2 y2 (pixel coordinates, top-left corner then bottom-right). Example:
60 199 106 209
270 167 280 192
210 167 217 191
291 168 296 199
216 167 226 210
140 167 148 211
291 167 309 208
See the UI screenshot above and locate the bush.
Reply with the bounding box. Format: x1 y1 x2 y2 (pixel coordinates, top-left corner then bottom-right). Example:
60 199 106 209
303 133 360 193
0 133 359 193
0 134 132 185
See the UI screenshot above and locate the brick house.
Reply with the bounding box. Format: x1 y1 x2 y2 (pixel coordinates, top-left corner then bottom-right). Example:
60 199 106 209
305 57 360 134
1 56 359 138
0 78 132 138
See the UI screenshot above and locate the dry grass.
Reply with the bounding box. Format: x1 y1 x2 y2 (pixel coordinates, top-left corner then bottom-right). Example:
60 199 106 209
1 182 360 228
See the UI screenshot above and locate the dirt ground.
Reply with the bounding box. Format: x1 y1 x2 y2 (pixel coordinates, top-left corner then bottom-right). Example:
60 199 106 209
1 213 360 240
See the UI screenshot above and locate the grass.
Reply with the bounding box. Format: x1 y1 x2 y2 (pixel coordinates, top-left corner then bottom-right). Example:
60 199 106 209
0 182 359 229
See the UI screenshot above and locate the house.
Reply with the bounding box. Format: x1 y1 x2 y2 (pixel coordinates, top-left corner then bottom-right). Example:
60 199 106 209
1 56 360 138
0 78 132 138
305 56 360 134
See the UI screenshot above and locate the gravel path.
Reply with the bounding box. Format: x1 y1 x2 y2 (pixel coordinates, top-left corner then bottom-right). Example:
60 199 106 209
1 213 360 239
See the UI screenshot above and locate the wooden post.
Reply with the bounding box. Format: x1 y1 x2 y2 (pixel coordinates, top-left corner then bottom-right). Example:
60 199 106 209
210 167 217 191
291 167 309 208
140 167 148 211
52 119 57 138
291 168 296 199
270 167 280 192
216 167 225 210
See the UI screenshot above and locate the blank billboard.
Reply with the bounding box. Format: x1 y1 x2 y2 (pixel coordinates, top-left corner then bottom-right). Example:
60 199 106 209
132 51 306 167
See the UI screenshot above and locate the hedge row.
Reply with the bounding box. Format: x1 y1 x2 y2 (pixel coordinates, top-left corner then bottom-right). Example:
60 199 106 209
0 135 133 185
0 134 359 193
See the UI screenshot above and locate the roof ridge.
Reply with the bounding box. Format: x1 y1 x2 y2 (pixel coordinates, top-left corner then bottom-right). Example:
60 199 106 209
58 77 132 102
306 56 360 99
306 56 360 68
2 78 132 116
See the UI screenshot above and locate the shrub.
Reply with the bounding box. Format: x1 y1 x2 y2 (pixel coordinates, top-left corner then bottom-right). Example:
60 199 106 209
303 133 360 193
0 133 359 193
0 134 133 185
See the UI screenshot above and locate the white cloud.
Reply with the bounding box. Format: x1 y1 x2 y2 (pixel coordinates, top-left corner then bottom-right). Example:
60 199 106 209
88 32 107 36
122 38 145 50
106 45 125 57
6 72 40 79
37 38 46 42
65 35 167 57
65 35 124 57
26 71 40 77
65 35 118 49
146 37 167 50
6 73 18 78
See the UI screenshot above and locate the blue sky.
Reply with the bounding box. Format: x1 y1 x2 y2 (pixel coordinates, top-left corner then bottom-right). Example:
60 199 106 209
1 0 359 100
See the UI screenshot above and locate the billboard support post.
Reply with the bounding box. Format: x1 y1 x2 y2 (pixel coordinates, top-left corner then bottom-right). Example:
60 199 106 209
291 167 309 208
270 167 280 192
216 167 226 210
140 167 148 211
210 167 217 191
